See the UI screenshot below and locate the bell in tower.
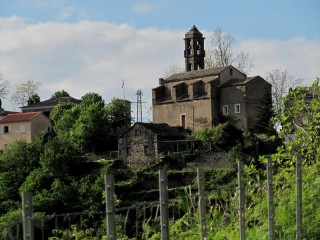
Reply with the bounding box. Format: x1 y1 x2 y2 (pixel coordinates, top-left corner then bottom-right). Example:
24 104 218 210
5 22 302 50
184 25 205 72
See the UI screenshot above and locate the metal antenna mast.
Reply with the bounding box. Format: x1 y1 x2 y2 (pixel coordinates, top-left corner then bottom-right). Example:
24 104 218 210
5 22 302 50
136 89 143 122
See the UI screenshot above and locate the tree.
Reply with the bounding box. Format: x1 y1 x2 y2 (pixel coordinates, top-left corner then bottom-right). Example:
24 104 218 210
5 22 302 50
0 135 44 213
80 92 105 108
11 79 40 106
206 27 254 74
51 104 80 143
254 91 276 135
27 93 40 105
105 98 131 130
20 137 97 213
52 93 108 152
265 69 303 116
0 73 9 99
192 122 243 150
276 78 320 164
50 102 78 124
52 90 70 98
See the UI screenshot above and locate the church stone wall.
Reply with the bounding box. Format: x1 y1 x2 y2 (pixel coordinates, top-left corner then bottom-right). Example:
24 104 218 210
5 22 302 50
245 77 272 130
153 98 213 132
219 85 247 129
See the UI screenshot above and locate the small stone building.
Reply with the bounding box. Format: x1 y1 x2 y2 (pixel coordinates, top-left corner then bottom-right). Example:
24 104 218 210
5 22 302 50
152 25 271 131
118 122 190 168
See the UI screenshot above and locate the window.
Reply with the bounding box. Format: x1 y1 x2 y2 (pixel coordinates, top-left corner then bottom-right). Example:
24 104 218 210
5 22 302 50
188 63 192 71
180 114 186 128
1 126 11 134
222 105 228 115
134 130 138 136
126 146 132 156
230 68 233 76
144 146 150 155
19 124 26 133
235 104 241 114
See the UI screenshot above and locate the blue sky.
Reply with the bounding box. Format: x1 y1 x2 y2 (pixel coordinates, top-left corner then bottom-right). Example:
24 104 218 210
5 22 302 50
2 0 319 39
0 0 320 120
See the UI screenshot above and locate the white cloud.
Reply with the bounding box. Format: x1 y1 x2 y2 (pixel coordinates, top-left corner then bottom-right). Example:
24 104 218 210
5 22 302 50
133 2 154 14
236 37 320 84
0 16 27 29
1 17 319 120
0 18 183 118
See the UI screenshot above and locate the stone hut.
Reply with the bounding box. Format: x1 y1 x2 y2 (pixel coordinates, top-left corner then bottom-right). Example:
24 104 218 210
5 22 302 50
118 122 190 168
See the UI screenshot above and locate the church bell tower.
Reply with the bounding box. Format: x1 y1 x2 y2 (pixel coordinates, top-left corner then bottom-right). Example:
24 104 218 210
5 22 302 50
184 25 205 72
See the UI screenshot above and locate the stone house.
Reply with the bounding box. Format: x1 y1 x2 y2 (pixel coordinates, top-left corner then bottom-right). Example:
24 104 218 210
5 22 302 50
152 25 271 132
0 112 52 149
118 122 190 168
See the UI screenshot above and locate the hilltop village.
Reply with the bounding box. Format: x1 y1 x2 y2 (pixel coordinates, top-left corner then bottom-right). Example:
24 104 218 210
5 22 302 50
0 25 271 166
2 25 320 239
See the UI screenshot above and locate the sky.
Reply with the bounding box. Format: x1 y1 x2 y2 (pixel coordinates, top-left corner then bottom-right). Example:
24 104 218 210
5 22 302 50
0 0 320 121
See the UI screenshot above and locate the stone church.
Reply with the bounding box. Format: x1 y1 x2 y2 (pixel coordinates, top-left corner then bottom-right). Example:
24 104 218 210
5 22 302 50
152 25 271 131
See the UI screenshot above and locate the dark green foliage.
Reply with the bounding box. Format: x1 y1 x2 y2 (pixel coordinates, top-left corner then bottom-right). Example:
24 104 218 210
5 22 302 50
217 122 243 149
51 93 130 152
277 78 320 164
50 102 78 124
204 168 237 193
40 137 84 177
27 93 40 105
103 97 130 140
51 90 70 98
0 137 44 213
192 122 243 150
0 209 22 237
254 91 276 135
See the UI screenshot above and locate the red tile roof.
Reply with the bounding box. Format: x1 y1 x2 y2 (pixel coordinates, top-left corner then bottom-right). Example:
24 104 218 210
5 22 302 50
0 112 42 123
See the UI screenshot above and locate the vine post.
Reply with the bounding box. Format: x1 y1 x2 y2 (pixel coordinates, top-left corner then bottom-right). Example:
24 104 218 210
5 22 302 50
197 167 207 239
105 173 116 240
22 191 34 240
238 159 246 240
159 169 169 239
267 157 275 240
296 154 302 240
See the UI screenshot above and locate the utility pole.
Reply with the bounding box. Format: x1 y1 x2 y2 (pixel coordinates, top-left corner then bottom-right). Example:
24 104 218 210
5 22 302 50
131 89 146 123
267 158 275 240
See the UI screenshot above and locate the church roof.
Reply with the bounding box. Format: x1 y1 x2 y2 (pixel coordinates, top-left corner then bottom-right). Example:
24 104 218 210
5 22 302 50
185 25 204 37
219 75 270 88
164 66 228 83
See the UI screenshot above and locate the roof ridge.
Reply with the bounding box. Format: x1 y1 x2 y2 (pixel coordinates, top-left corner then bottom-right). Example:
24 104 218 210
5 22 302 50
0 111 43 123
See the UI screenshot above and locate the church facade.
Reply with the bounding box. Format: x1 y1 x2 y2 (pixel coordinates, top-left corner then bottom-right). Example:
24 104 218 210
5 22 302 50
152 25 271 132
